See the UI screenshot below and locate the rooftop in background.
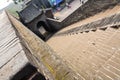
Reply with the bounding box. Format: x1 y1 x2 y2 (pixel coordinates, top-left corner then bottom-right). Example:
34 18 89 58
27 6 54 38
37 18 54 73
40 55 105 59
54 0 88 21
19 3 42 23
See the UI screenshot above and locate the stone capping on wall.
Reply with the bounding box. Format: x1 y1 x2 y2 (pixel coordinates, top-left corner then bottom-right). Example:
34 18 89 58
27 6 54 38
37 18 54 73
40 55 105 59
7 12 82 80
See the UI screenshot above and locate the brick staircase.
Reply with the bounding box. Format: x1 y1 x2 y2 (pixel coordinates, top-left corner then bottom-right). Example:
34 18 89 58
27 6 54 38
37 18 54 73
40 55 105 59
47 0 120 31
55 13 120 36
47 13 120 79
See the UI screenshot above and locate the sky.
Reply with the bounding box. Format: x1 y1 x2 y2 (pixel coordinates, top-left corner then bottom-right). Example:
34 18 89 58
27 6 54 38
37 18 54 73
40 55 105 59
0 0 13 10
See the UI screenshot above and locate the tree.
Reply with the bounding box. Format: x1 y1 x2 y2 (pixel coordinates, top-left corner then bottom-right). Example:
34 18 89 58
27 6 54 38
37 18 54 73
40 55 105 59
13 0 24 4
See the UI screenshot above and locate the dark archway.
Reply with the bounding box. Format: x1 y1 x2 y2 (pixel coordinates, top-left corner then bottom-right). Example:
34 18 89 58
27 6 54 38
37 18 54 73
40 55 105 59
37 21 49 32
34 21 50 40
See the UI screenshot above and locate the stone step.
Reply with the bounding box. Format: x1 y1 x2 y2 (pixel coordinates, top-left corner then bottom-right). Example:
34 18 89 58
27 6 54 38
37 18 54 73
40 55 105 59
100 66 120 80
95 71 113 80
56 11 120 37
114 50 120 59
103 64 120 77
0 51 29 80
0 25 15 38
0 32 17 47
108 60 120 72
0 38 20 54
0 43 23 68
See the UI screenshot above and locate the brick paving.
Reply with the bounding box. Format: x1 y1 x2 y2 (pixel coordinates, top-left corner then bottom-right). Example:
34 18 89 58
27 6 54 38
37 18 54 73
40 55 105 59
47 8 120 80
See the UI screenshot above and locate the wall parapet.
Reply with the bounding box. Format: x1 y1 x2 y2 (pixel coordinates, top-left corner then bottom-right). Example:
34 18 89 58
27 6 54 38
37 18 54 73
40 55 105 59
7 13 82 80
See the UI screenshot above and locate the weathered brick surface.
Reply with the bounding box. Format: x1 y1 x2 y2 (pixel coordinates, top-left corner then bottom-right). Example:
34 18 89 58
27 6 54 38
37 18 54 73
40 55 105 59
47 0 120 30
55 13 120 36
8 13 81 80
47 15 120 80
0 51 29 80
5 1 120 79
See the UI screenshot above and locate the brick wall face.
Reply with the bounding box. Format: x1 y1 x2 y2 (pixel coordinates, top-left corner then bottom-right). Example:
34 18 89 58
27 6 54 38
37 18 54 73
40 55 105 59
47 0 120 30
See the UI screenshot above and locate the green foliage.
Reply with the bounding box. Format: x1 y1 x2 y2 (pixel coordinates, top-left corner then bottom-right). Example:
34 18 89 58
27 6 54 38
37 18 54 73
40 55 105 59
13 0 24 4
6 3 22 18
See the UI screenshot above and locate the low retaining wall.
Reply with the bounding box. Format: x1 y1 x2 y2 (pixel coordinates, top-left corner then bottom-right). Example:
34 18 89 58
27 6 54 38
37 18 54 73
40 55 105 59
47 0 120 30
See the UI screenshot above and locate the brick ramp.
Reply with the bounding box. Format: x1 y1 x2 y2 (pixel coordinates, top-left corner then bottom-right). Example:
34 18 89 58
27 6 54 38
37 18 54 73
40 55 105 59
0 11 29 80
47 17 120 80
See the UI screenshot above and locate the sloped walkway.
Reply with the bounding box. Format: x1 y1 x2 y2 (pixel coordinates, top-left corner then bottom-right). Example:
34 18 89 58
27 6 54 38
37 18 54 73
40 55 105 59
47 23 120 80
47 9 120 80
